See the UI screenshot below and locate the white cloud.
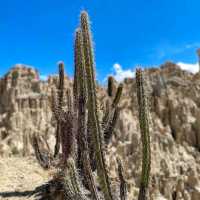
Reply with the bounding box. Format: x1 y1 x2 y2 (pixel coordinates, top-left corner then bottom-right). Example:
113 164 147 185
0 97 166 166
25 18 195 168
111 63 135 82
106 61 199 83
177 62 199 74
40 74 48 81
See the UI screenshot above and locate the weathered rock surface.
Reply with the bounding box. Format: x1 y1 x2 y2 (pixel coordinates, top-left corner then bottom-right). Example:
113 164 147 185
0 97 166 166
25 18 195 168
0 64 71 156
107 62 200 200
0 62 200 200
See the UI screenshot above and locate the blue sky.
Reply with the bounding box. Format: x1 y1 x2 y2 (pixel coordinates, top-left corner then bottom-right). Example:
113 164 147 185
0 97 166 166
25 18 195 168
1 0 200 81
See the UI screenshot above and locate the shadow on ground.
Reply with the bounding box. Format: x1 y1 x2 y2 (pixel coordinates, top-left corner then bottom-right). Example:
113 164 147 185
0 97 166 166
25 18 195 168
0 190 35 198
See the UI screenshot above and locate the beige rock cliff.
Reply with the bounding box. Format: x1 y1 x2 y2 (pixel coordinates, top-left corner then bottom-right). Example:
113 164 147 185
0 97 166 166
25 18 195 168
0 62 200 200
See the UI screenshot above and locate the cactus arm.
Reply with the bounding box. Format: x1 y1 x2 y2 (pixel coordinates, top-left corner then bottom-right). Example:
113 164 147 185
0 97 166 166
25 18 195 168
67 158 89 199
102 82 123 128
60 117 73 164
103 82 123 145
66 88 73 113
32 133 52 169
57 62 65 108
136 69 151 200
54 62 65 158
107 76 115 97
104 107 120 145
111 83 123 108
117 158 127 200
73 32 80 111
54 123 61 157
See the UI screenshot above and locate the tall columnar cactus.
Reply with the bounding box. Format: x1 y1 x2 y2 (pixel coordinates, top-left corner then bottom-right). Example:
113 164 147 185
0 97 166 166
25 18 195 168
80 11 114 200
107 76 115 97
54 62 65 158
136 68 151 200
75 28 100 200
32 10 151 200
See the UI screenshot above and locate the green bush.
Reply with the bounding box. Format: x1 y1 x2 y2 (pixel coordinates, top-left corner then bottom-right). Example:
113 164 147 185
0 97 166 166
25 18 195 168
12 70 19 80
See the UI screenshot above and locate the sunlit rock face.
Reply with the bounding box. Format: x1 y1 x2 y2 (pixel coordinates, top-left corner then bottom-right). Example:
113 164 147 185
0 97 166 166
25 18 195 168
0 62 200 199
0 64 71 156
106 62 200 200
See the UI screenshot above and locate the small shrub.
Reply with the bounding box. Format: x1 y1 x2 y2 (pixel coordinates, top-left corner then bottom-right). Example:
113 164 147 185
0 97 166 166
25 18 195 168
12 70 19 80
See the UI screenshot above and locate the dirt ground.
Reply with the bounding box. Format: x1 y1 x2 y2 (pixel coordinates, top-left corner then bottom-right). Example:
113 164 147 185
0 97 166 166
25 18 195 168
0 156 49 200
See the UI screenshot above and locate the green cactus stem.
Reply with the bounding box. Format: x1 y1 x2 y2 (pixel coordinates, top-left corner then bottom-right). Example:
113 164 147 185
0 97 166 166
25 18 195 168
75 28 100 200
54 62 65 158
81 11 113 200
107 76 114 97
136 68 151 200
117 158 127 200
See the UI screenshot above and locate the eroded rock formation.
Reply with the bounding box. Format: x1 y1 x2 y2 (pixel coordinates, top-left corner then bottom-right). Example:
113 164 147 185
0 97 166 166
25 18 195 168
0 62 200 199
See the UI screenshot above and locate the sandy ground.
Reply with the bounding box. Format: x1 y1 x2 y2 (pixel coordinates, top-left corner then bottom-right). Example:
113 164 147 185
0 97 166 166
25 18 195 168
0 156 49 200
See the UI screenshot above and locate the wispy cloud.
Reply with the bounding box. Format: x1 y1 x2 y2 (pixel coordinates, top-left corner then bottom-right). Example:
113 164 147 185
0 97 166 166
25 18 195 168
185 42 200 49
177 62 199 74
149 42 200 61
108 63 135 82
